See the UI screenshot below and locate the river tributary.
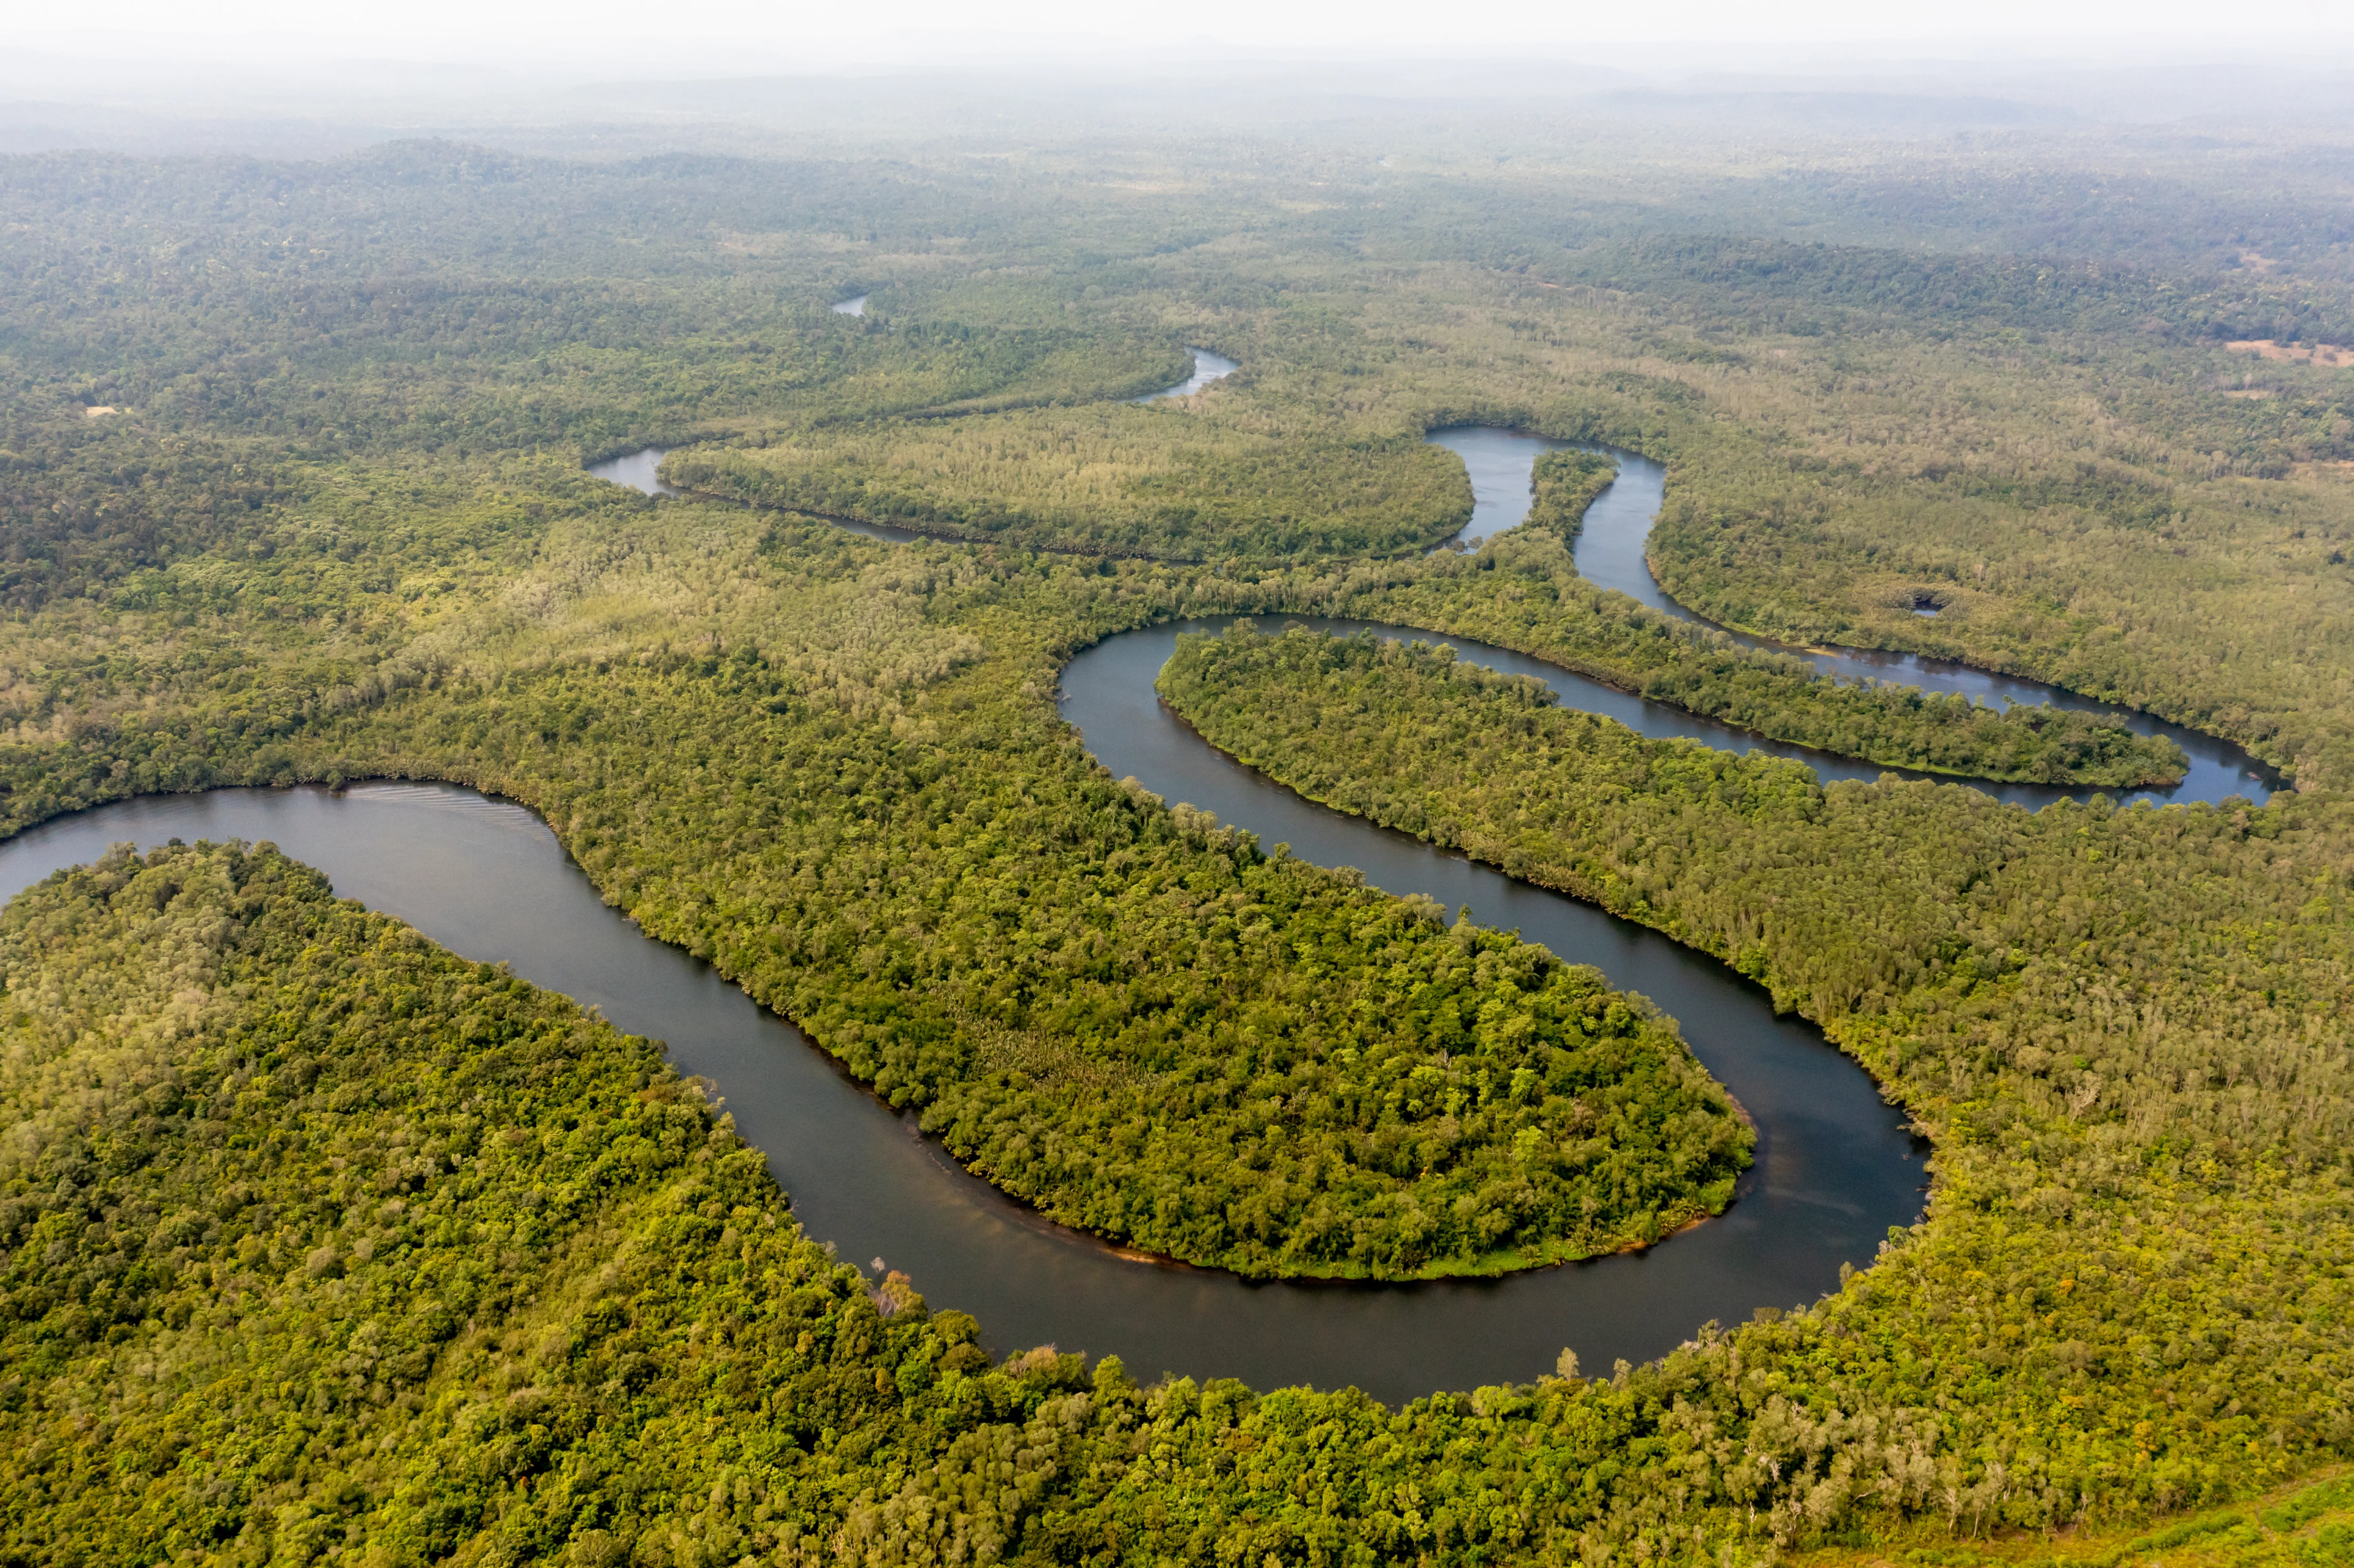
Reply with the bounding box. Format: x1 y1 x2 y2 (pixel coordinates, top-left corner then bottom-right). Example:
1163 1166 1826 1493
1130 348 1238 402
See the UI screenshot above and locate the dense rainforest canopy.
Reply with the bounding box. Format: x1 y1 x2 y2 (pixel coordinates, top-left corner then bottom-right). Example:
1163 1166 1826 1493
1 96 2353 1566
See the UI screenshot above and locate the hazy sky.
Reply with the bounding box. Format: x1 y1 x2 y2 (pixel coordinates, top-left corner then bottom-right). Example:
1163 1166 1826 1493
20 0 2354 63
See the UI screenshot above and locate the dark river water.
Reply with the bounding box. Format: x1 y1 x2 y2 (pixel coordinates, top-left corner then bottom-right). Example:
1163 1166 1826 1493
597 415 2270 812
1 778 1926 1402
36 416 2252 1402
1515 430 2279 809
568 419 2272 1396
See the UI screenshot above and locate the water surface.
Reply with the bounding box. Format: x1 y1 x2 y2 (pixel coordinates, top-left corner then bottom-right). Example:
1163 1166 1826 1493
832 294 868 316
2 747 1919 1404
585 448 684 498
596 421 2273 813
1430 429 2277 809
588 447 926 544
32 413 1951 1400
1064 623 1927 1376
28 368 2250 1401
1425 425 1572 549
1132 348 1239 403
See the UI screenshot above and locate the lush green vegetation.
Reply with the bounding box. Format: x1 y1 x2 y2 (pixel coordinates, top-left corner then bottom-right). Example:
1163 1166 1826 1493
1473 243 2354 786
668 408 1471 560
1642 449 2354 786
1527 449 1620 541
1797 1469 2354 1568
4 116 2354 1562
6 835 2349 1566
10 844 2344 1567
0 146 1205 463
1371 505 2190 790
0 476 1753 1281
1161 620 2354 1512
672 410 2187 785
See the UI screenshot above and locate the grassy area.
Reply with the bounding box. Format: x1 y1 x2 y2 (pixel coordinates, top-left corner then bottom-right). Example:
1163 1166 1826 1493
1795 1469 2354 1568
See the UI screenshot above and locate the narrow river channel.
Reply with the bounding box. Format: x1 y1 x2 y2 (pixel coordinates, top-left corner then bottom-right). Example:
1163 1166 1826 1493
1130 348 1238 402
590 348 1234 536
1505 429 2280 809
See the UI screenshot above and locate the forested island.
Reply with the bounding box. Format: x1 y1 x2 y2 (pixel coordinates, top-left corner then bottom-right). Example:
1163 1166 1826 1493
1 66 2353 1567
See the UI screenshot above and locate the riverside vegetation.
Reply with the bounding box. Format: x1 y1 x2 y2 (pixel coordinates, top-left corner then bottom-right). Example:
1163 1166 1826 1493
0 467 1759 1283
1 121 2352 1562
1377 454 2191 787
668 399 2189 787
663 410 1473 560
9 845 2344 1567
1161 620 2354 1534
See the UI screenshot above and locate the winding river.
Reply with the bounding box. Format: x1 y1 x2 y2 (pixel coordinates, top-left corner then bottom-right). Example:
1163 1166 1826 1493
539 407 2279 1395
1422 427 2279 811
69 412 1931 1402
30 407 2272 1401
1 775 1923 1404
589 349 1235 536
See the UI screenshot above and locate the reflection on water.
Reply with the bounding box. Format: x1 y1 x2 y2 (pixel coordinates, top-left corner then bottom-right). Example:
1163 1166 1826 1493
832 294 867 316
1425 425 1572 549
585 448 684 498
1132 348 1238 403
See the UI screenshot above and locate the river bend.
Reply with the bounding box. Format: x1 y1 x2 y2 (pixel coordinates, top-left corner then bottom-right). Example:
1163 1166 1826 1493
601 422 2276 812
1497 428 2279 809
7 769 1924 1403
571 418 2272 1392
3 378 2259 1399
5 740 1922 1404
1130 348 1238 402
592 349 1234 535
